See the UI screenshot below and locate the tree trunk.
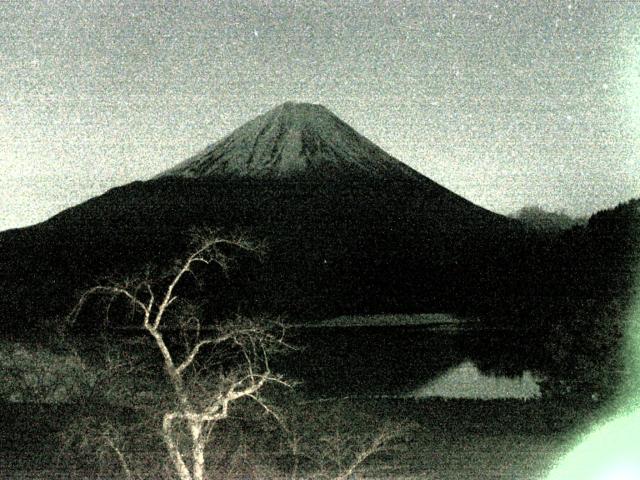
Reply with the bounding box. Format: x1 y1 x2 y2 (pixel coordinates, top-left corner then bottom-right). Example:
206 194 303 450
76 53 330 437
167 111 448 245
163 412 192 480
191 419 206 480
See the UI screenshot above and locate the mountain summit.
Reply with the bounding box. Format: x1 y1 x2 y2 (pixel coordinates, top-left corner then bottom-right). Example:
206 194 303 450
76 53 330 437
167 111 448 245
159 102 423 180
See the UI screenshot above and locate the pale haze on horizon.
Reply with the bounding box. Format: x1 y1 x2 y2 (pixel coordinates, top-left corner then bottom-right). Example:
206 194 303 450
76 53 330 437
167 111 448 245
1 1 639 231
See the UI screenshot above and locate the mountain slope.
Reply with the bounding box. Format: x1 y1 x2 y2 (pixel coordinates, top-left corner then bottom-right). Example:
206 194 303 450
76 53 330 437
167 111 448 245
0 102 521 333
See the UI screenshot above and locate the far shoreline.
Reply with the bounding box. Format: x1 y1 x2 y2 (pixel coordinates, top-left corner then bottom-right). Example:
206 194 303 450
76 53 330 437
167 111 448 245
295 312 481 329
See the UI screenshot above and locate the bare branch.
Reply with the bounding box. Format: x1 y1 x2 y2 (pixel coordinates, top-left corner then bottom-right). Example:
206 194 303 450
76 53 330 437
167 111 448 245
175 339 215 375
69 285 150 326
333 422 410 480
102 432 134 480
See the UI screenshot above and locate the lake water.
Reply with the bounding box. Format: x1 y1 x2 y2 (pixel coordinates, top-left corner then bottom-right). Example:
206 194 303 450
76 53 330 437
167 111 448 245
279 319 542 400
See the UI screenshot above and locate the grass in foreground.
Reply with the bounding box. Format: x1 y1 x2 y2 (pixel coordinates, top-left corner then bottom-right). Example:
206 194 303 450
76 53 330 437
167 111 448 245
0 396 603 480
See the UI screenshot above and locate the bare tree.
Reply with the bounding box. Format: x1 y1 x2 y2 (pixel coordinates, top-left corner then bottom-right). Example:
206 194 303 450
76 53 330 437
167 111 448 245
268 395 414 480
70 230 289 480
325 421 409 480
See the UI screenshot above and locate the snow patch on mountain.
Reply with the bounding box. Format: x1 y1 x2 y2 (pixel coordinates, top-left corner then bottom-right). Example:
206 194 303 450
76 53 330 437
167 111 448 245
158 102 424 180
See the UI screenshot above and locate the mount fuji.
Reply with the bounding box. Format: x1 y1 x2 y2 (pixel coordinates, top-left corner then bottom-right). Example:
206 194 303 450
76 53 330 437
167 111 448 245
0 102 522 332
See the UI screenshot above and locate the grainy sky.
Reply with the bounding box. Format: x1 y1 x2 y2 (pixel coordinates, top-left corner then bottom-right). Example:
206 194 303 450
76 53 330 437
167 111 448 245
1 0 639 230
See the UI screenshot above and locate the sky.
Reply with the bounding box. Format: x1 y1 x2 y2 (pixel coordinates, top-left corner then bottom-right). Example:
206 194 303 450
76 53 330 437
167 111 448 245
1 0 639 231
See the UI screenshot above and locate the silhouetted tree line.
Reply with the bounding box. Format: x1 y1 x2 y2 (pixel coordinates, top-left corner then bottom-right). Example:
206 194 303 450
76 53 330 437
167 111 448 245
510 205 587 232
475 199 639 399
